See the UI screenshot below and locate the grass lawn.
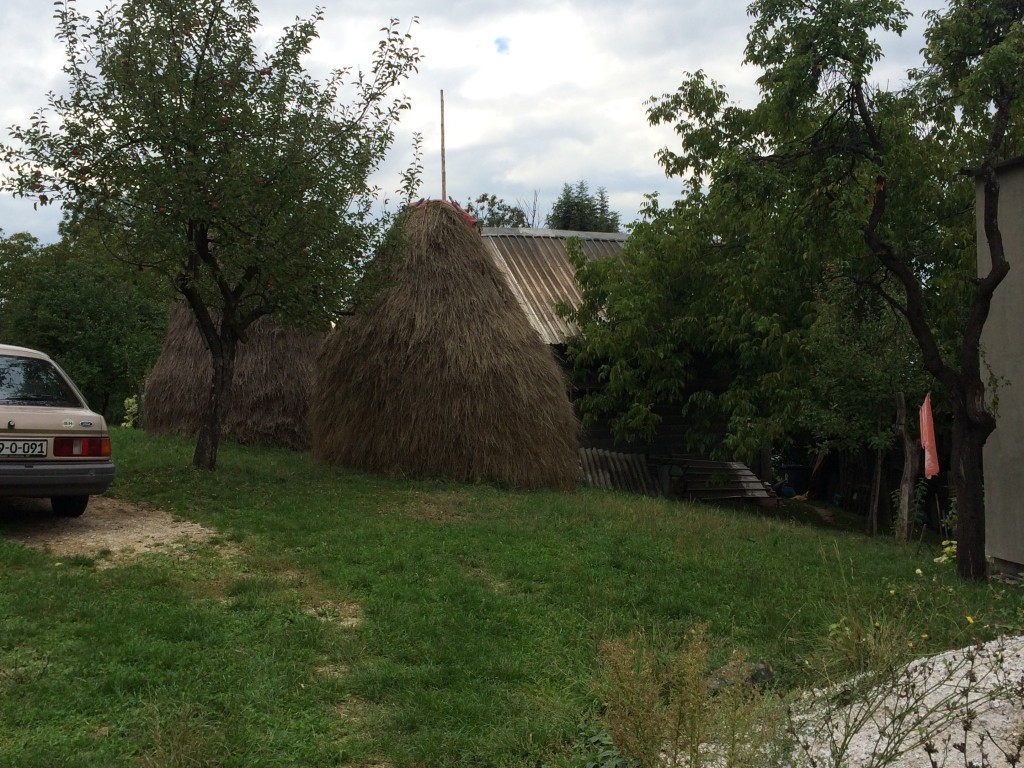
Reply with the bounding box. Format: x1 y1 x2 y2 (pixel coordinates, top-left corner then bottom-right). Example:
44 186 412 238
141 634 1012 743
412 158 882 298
1 428 1019 767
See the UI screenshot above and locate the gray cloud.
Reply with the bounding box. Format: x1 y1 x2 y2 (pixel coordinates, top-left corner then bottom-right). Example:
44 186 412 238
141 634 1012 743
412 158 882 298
0 0 934 242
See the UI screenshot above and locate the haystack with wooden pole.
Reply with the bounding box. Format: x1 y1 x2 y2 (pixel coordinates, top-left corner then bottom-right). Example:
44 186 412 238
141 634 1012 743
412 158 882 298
309 199 582 490
144 302 322 451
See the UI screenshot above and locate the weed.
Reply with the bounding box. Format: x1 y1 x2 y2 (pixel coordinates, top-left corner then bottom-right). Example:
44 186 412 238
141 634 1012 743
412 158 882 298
593 628 1024 768
543 721 626 768
121 395 139 429
597 624 791 768
137 701 228 768
788 637 1024 767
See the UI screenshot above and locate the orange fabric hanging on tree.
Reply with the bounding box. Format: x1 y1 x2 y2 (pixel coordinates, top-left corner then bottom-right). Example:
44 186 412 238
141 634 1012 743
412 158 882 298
920 392 940 479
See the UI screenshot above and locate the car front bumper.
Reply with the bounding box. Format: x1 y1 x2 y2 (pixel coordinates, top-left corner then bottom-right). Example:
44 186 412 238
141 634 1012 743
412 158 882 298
0 460 116 497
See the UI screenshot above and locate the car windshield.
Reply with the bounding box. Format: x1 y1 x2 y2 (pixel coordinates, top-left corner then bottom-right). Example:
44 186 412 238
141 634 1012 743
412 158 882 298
0 355 83 407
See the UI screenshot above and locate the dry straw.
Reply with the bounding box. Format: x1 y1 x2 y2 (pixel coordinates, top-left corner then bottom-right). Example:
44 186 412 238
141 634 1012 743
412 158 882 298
310 200 582 490
144 301 322 450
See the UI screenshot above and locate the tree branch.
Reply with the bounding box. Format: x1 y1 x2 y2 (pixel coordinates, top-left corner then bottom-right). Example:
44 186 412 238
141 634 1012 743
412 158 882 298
862 177 961 401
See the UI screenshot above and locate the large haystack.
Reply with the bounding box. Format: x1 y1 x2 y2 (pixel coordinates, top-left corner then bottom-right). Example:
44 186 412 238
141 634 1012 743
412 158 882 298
144 302 322 450
310 200 582 490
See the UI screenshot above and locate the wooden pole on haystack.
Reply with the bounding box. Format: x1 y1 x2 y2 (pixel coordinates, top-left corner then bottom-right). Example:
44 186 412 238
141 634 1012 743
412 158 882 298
440 90 447 201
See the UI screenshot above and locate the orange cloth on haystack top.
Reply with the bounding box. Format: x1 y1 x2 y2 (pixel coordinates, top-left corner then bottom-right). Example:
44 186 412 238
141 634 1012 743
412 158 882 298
920 392 939 479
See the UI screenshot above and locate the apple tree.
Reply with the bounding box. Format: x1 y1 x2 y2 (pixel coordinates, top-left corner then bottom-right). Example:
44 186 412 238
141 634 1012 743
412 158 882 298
567 0 1023 578
1 0 421 469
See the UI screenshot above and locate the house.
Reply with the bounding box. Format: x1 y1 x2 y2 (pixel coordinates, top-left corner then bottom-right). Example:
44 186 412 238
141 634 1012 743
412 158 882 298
480 226 770 502
481 227 627 345
978 157 1024 573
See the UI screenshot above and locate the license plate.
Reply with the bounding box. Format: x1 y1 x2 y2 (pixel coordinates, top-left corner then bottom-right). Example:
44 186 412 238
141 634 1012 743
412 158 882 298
0 439 48 458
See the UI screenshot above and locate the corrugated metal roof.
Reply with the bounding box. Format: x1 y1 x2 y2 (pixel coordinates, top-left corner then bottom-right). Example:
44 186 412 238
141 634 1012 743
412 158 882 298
580 448 660 497
656 458 771 501
481 227 627 345
578 450 769 501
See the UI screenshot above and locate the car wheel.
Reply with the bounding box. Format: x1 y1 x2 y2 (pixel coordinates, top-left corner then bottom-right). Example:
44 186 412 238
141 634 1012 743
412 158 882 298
51 495 89 517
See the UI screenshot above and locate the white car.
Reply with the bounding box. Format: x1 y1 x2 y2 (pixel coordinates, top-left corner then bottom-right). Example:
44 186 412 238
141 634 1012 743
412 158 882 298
0 343 115 516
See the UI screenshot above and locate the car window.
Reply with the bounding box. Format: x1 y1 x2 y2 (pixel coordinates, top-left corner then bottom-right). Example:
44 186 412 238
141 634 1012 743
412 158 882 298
0 355 83 407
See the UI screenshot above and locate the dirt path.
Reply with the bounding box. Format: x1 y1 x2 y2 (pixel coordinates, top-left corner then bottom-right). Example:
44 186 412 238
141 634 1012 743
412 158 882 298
0 495 219 565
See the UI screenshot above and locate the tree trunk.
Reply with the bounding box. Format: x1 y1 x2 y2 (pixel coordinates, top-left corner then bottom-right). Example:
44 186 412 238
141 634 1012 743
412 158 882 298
192 333 237 471
894 393 920 543
951 414 988 580
857 89 1012 580
867 443 883 537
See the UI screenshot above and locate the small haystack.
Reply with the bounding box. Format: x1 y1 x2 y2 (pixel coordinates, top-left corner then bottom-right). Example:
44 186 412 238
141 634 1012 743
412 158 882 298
144 302 322 450
310 200 582 490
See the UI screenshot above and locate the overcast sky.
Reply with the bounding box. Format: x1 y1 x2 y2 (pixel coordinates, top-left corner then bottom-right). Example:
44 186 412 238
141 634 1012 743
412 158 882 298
0 0 934 243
